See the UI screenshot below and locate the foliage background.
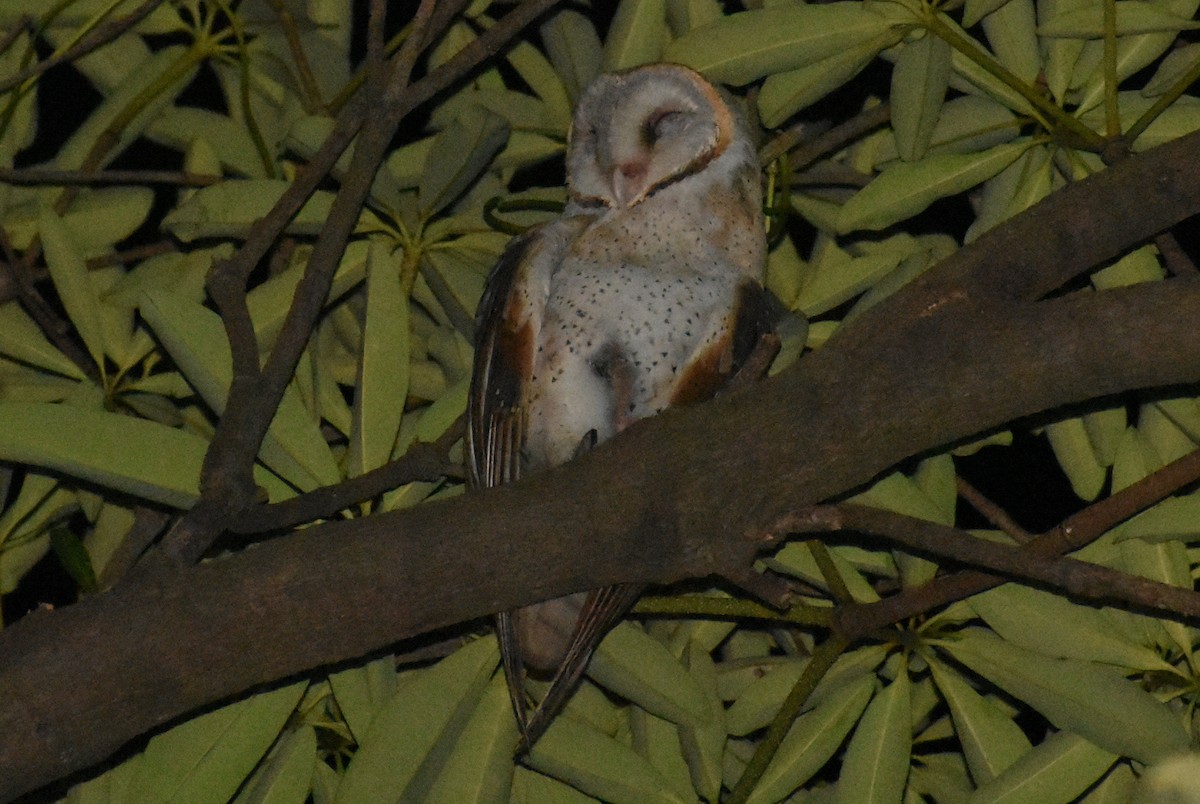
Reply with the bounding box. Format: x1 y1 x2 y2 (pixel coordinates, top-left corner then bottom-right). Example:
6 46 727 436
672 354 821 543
1 0 1200 801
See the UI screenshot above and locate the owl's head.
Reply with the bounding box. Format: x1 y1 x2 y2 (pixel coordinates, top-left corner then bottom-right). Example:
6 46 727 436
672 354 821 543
566 63 752 209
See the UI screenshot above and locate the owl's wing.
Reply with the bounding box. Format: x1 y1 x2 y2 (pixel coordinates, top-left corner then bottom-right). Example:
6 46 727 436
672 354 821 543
669 277 780 407
467 221 578 738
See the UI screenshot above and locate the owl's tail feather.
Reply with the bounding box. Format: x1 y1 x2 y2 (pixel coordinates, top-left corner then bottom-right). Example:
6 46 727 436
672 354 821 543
515 582 644 754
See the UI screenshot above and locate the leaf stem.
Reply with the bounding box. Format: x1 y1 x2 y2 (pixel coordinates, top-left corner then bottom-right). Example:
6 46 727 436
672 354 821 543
1126 49 1200 145
728 633 853 803
1103 0 1120 139
926 12 1104 150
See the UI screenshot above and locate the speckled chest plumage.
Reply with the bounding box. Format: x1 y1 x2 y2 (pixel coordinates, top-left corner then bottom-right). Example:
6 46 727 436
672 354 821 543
522 256 737 469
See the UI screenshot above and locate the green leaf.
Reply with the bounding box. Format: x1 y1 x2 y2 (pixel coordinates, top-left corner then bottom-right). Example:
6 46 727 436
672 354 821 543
964 140 1054 242
838 141 1029 233
0 402 209 508
163 181 336 242
1045 414 1108 500
527 715 688 803
232 725 317 804
663 3 902 86
1038 1 1200 38
891 32 952 162
928 657 1031 784
1072 0 1198 114
140 289 341 490
55 45 198 171
0 302 87 380
335 637 498 803
540 9 604 103
836 667 912 803
247 239 368 348
943 15 1036 114
745 674 877 803
968 731 1118 803
348 241 409 479
39 208 107 371
1117 492 1200 544
677 641 725 801
603 0 669 71
426 673 519 802
148 107 267 178
587 623 709 726
629 708 696 802
963 0 1017 27
49 524 97 594
419 106 510 218
328 654 399 745
982 0 1042 83
791 240 903 318
970 584 1175 672
127 682 307 804
756 27 904 127
942 629 1190 764
507 41 573 129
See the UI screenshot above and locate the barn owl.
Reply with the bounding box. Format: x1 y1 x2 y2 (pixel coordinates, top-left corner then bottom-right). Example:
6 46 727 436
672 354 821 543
467 63 777 749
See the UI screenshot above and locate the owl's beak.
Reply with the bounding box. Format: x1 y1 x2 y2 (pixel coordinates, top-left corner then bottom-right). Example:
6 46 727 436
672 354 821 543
612 161 648 206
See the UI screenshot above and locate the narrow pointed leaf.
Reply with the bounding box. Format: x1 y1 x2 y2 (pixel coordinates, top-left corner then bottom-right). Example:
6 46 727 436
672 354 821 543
838 142 1029 232
836 669 912 803
527 715 687 804
663 3 899 86
892 33 952 161
943 630 1189 764
746 674 876 803
348 241 409 478
0 402 207 508
39 209 107 370
335 637 498 803
928 657 1031 783
968 731 1118 803
127 682 307 804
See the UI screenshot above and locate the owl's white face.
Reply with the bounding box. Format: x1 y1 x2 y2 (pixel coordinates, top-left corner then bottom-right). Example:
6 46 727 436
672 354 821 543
566 64 742 209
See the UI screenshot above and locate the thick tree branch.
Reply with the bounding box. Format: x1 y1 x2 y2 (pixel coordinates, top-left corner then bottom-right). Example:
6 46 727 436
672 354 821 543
3 108 1200 804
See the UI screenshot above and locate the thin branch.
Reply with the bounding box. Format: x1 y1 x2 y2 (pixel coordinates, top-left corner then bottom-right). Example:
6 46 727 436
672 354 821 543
840 444 1200 637
759 101 891 168
227 422 466 535
0 167 220 186
728 633 851 803
956 475 1034 543
780 505 1200 625
265 0 326 113
1155 231 1198 277
0 224 99 382
0 0 168 96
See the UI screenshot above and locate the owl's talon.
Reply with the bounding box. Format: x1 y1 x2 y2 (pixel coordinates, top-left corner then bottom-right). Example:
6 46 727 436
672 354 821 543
726 331 782 391
572 429 598 459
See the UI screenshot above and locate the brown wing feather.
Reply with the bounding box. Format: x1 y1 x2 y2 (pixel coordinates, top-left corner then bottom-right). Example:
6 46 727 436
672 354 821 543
467 231 539 490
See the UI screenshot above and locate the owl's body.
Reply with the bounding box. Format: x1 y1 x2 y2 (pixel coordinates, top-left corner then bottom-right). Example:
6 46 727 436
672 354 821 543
467 63 775 747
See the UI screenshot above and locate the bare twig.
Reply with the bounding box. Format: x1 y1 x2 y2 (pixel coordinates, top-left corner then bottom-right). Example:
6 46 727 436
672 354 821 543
781 505 1200 623
0 224 99 382
956 475 1035 543
759 102 892 168
228 421 466 535
0 0 168 96
839 444 1200 637
0 167 220 186
1155 231 1198 276
265 0 326 113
